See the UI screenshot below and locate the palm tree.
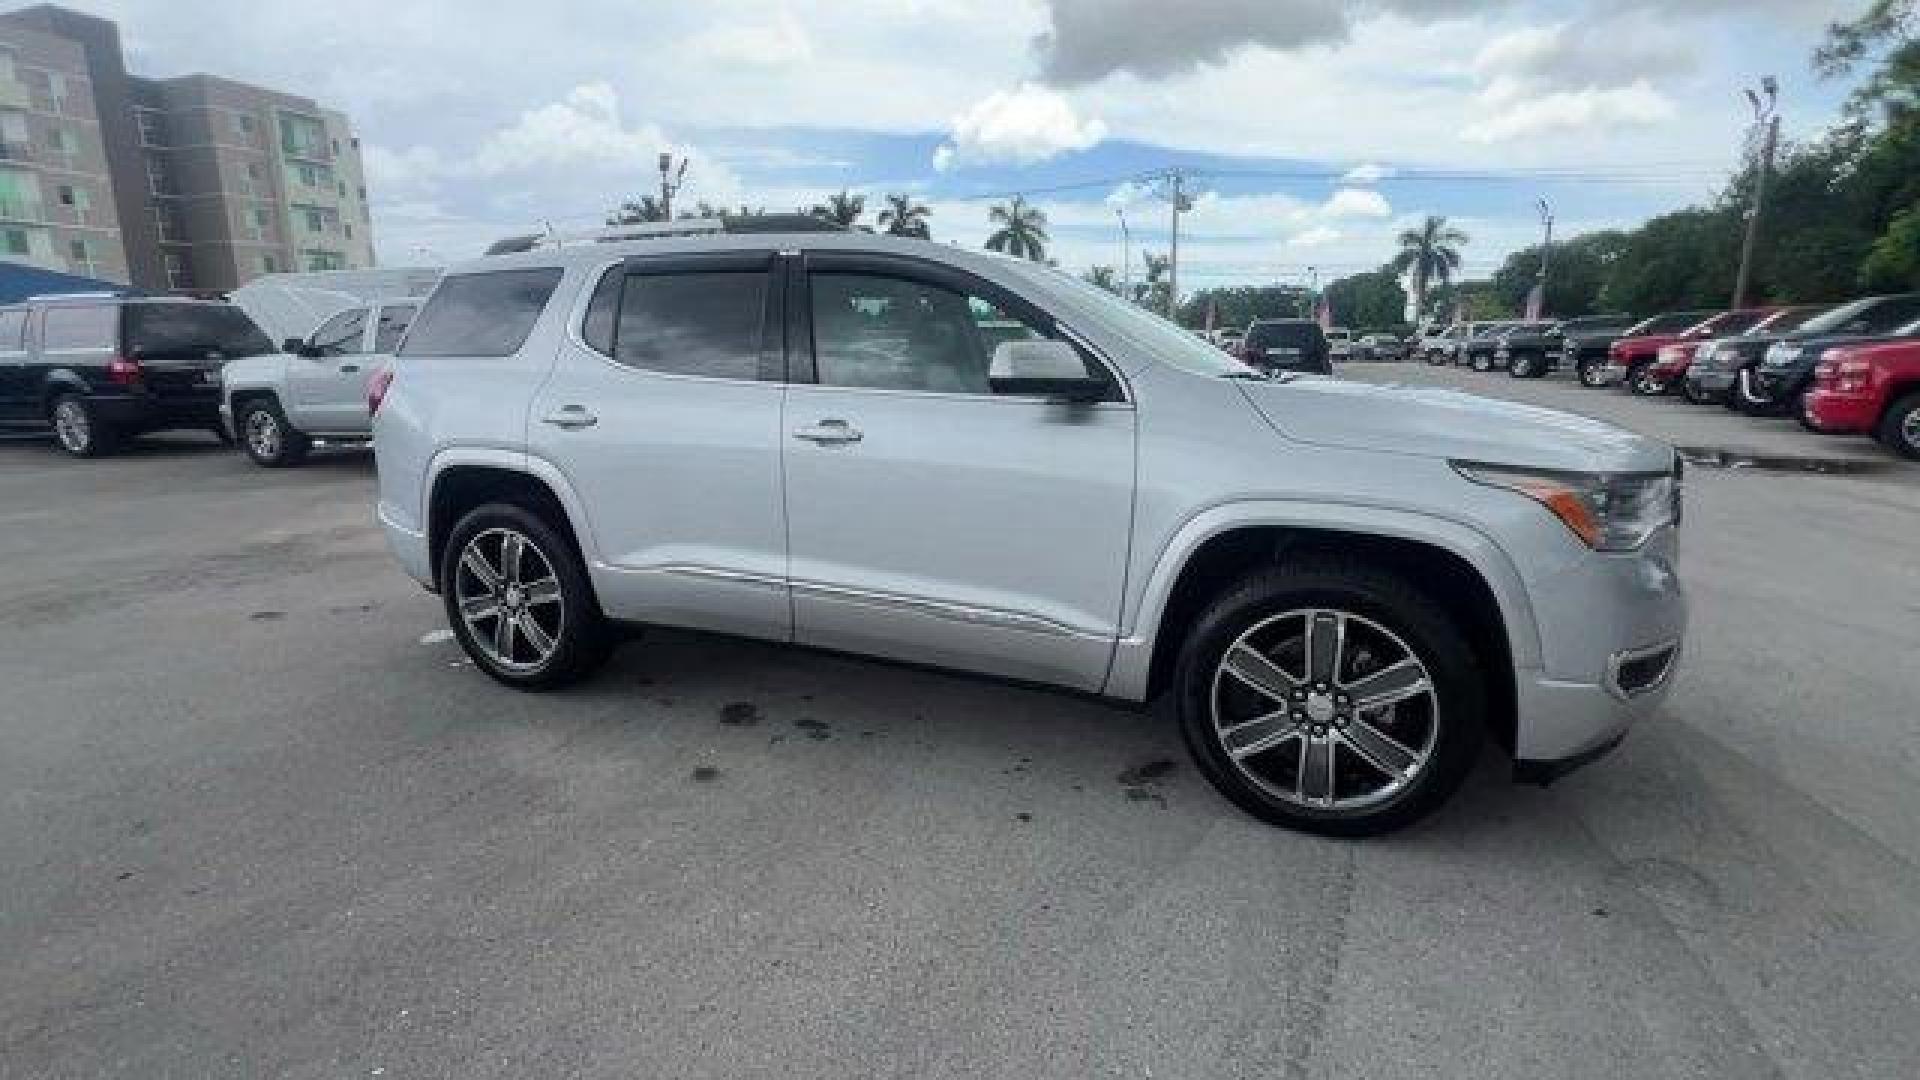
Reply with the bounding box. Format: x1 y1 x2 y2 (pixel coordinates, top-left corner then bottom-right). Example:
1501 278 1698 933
985 196 1049 261
607 195 668 225
1390 215 1469 323
1083 265 1118 293
877 193 932 239
1136 250 1170 309
810 189 867 229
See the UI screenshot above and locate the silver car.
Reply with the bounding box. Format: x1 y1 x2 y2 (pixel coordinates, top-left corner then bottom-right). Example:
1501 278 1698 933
373 223 1686 836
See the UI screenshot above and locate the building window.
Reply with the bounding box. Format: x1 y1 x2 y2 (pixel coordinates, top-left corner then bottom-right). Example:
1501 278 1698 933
303 249 345 272
46 71 67 112
3 227 29 255
135 108 166 147
56 183 74 205
261 254 278 274
164 250 194 289
344 222 352 239
331 138 340 155
151 205 179 243
278 112 327 158
0 111 28 160
145 155 172 196
0 166 42 221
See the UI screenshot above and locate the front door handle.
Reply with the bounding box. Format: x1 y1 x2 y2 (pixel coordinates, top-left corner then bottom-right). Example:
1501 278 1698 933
793 418 862 445
339 363 360 373
541 404 599 430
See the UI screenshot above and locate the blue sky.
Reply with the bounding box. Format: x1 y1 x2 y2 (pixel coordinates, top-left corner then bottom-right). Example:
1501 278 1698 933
85 0 1868 293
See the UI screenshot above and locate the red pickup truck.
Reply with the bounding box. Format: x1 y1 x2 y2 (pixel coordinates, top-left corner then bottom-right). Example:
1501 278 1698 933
1804 338 1920 459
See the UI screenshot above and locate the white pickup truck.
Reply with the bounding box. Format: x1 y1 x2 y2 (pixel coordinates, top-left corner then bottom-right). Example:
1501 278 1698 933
220 299 420 467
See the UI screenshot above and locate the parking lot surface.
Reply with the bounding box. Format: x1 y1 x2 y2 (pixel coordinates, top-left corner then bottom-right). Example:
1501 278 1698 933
3 368 1918 1079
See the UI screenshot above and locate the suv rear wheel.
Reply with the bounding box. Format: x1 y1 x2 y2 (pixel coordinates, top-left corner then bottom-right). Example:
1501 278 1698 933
1875 392 1920 459
49 393 119 458
441 503 611 689
1174 560 1484 837
237 398 310 468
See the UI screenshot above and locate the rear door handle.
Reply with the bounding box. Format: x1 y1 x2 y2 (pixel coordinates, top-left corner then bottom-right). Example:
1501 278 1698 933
541 405 599 430
339 364 360 373
793 418 862 445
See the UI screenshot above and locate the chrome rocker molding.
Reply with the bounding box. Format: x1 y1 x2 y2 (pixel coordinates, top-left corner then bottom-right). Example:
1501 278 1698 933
601 563 1109 641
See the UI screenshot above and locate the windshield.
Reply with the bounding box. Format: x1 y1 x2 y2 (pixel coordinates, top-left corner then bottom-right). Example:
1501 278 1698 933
1625 311 1713 336
1797 293 1920 336
1752 306 1828 334
125 303 275 359
1707 308 1778 336
1045 269 1250 376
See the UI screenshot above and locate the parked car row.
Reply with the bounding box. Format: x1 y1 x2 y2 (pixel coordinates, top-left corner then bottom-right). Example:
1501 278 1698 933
0 291 417 464
1437 294 1920 459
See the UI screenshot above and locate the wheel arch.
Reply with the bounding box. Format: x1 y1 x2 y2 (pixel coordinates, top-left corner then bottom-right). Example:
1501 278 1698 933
426 454 596 593
1112 505 1540 754
38 369 91 413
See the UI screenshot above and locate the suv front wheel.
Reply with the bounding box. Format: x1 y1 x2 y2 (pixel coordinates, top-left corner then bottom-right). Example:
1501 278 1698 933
1174 560 1484 836
441 503 611 690
49 393 119 458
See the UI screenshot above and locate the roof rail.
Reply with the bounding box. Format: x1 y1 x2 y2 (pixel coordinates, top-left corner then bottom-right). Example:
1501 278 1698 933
22 290 127 302
484 214 846 256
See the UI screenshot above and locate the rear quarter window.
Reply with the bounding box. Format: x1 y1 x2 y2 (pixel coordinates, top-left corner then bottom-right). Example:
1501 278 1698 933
40 305 117 351
125 303 274 358
0 308 26 350
400 268 564 357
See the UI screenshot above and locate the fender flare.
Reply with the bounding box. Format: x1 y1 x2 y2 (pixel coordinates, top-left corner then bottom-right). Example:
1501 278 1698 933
422 445 605 566
1106 499 1544 701
38 369 91 411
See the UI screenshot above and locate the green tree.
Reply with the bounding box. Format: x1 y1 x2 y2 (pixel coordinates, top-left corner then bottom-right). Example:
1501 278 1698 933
985 196 1049 261
877 193 931 238
1083 265 1120 293
1598 208 1742 316
607 195 668 225
1134 250 1170 310
810 189 867 228
1178 284 1313 329
1488 231 1625 318
1390 215 1469 322
1816 0 1919 124
1321 269 1410 331
1862 203 1920 288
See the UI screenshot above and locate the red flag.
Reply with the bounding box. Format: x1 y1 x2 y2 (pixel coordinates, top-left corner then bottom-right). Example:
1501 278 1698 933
1524 281 1545 321
1315 294 1332 331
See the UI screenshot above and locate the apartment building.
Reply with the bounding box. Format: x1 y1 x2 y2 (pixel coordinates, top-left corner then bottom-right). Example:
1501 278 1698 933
0 4 374 293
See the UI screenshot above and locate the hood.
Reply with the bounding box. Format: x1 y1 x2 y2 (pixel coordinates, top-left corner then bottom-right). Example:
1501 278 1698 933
1237 377 1674 474
1761 332 1908 371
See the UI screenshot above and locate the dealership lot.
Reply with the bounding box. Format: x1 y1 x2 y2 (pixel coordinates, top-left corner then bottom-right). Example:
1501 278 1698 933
3 373 1918 1078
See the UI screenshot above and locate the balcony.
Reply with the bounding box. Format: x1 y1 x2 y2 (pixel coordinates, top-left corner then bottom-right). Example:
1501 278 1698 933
0 140 34 165
0 197 46 224
0 80 28 111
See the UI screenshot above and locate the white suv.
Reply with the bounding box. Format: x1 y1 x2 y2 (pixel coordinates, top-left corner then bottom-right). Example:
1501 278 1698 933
221 299 419 466
374 225 1686 836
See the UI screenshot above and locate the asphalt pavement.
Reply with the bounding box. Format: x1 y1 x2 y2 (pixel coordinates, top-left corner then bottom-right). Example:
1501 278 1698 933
2 373 1918 1079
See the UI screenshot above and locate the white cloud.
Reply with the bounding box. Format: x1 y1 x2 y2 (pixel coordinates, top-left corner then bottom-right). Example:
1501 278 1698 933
687 7 814 66
1463 80 1675 142
1322 188 1392 219
933 83 1107 170
1341 163 1395 184
1288 225 1343 248
471 83 661 176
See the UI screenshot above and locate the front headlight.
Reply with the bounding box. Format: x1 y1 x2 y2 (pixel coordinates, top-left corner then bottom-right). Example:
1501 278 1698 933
1454 461 1680 551
1763 343 1801 368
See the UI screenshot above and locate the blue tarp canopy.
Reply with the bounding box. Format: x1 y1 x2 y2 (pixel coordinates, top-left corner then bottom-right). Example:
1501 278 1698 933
0 261 140 305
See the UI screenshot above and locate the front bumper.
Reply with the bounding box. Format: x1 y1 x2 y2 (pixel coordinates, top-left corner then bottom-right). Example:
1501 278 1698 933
1804 387 1878 434
1686 369 1736 401
1511 527 1686 769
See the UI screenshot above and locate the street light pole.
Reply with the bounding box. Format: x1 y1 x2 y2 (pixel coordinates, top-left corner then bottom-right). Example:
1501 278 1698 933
1530 197 1554 319
1167 170 1183 319
658 151 689 221
1116 206 1132 301
1731 77 1779 310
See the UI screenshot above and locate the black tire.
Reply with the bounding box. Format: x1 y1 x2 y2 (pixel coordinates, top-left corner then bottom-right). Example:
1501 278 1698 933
1627 363 1664 396
1470 353 1490 372
1791 388 1819 431
1681 379 1713 405
440 502 611 690
236 398 310 468
47 393 120 458
1876 392 1920 460
1576 356 1607 387
1173 559 1485 837
1509 353 1540 378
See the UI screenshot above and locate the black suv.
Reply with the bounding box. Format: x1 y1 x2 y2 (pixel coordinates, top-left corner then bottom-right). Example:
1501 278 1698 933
0 295 275 456
1238 318 1332 375
1500 315 1635 379
1745 294 1920 422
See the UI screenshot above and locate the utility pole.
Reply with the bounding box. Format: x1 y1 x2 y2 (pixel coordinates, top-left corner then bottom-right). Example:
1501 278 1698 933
1115 206 1132 301
657 151 689 220
1529 198 1554 320
1166 170 1183 319
1731 77 1779 310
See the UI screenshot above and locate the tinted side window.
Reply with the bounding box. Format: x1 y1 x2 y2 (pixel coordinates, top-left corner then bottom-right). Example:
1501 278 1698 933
1859 295 1920 333
126 304 275 358
401 268 564 358
581 266 622 355
612 271 769 380
310 308 368 356
41 305 117 350
0 309 25 350
373 304 417 352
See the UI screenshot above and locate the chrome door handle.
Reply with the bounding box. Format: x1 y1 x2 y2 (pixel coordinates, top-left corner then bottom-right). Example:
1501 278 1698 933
541 405 599 430
339 364 360 373
793 419 862 445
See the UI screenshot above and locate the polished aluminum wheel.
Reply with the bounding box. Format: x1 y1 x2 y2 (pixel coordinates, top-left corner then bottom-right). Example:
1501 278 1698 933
53 399 90 454
453 528 565 673
1901 410 1920 452
1211 608 1439 812
245 409 281 460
